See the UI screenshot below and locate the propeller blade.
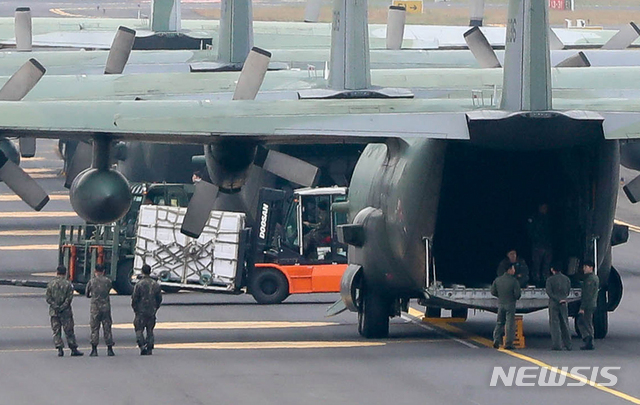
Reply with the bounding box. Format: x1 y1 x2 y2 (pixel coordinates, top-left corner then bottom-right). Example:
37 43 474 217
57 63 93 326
232 47 271 101
18 137 36 158
386 6 406 50
254 146 319 187
469 0 484 27
181 180 219 238
64 141 92 189
602 22 640 50
555 51 591 68
104 26 136 75
304 0 322 22
0 58 45 101
548 27 564 50
14 7 32 52
0 149 49 211
464 26 501 68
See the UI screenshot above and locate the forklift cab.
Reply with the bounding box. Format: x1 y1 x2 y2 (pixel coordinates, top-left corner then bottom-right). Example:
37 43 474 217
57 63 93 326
281 187 348 264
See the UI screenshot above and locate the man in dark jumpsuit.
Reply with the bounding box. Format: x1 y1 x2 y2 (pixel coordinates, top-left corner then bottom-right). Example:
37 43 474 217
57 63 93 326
527 203 553 287
46 265 83 357
303 200 331 255
546 263 572 351
496 249 530 288
86 264 115 357
491 265 521 350
132 264 163 355
577 260 599 350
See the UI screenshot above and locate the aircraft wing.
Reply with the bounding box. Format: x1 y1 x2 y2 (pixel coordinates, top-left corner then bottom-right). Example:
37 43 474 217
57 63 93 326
0 99 472 143
602 112 640 139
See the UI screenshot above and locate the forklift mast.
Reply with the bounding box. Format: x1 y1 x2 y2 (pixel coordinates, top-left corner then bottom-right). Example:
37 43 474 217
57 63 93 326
253 188 287 262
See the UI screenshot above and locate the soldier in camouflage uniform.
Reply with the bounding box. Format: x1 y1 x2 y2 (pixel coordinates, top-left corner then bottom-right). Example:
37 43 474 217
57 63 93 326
85 264 115 357
578 260 599 350
546 263 572 351
46 265 83 357
132 264 162 355
491 264 522 350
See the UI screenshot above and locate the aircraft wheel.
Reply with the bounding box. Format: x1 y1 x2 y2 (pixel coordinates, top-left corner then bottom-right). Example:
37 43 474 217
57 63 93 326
607 266 623 311
161 286 181 293
425 306 441 318
594 289 609 339
249 268 290 304
451 308 468 320
357 287 390 339
113 259 135 295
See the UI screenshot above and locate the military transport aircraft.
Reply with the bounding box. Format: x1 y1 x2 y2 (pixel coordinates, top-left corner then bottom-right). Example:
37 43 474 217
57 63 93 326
0 0 638 340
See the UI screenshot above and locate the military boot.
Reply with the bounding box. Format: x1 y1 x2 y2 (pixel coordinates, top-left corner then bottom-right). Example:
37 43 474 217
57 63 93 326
580 337 594 351
90 345 98 357
107 346 115 357
57 347 64 357
146 346 153 356
70 347 84 356
139 346 147 355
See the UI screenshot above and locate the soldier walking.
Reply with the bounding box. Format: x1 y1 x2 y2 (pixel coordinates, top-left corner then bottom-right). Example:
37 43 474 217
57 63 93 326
491 264 521 350
46 265 83 357
85 264 115 357
546 263 572 351
577 259 599 350
132 264 162 355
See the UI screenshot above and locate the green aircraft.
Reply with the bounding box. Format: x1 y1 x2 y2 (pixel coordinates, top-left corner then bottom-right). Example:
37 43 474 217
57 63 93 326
0 0 639 341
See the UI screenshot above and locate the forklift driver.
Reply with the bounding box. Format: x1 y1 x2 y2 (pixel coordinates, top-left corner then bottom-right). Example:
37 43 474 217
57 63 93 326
303 200 331 257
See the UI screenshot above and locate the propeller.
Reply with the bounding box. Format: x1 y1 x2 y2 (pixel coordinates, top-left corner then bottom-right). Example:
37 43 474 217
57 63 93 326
0 149 48 211
64 141 93 189
104 26 136 75
304 0 322 22
602 22 640 50
469 0 484 27
464 26 501 68
182 47 314 238
555 51 591 68
14 7 32 52
386 6 406 51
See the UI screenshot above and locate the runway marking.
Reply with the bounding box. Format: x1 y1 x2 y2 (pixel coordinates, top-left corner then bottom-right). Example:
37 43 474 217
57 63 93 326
404 308 479 349
418 311 640 404
23 168 61 174
0 292 44 298
156 341 385 350
49 8 89 18
0 230 59 236
615 219 640 234
0 195 68 202
113 321 339 330
0 212 77 218
31 272 57 277
0 245 58 250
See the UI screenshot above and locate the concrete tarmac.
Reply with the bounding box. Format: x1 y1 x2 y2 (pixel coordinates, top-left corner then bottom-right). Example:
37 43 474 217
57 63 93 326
0 140 640 404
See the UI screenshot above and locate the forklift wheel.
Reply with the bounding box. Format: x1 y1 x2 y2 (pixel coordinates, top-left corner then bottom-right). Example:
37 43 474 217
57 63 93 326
249 268 289 304
113 259 135 295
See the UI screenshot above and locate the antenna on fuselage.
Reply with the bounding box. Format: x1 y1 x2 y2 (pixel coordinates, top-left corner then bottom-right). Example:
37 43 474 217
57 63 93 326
500 0 552 111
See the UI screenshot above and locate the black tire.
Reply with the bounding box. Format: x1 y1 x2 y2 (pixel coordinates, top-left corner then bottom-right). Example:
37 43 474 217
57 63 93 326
357 288 390 339
113 259 135 295
73 284 86 295
426 306 441 318
594 289 608 339
161 286 181 294
248 268 289 304
607 266 623 312
451 308 468 320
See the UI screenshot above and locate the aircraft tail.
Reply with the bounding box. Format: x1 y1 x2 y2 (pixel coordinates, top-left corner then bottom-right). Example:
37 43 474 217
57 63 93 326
150 0 181 32
500 0 551 111
329 0 371 90
218 0 254 64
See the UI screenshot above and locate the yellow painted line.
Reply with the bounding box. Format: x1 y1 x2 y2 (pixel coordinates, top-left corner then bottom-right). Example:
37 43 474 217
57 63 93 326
415 309 640 404
113 321 339 330
23 168 59 174
31 272 57 277
157 341 385 350
0 212 77 218
0 230 59 236
0 346 138 354
0 195 68 202
0 245 58 250
49 8 88 17
0 292 44 298
615 219 640 234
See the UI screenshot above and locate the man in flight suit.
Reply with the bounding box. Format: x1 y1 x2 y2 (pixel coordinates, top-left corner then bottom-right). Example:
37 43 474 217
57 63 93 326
491 265 521 350
86 264 115 356
577 260 599 350
496 249 530 288
132 264 163 355
546 263 572 351
46 265 83 357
